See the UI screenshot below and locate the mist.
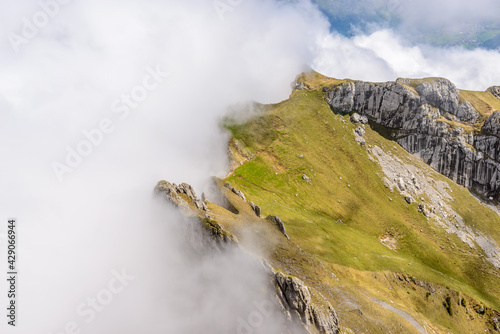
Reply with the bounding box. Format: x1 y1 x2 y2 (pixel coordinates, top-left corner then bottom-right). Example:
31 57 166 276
1 0 500 333
0 0 324 333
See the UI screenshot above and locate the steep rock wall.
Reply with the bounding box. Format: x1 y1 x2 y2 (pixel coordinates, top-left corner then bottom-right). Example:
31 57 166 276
323 78 500 200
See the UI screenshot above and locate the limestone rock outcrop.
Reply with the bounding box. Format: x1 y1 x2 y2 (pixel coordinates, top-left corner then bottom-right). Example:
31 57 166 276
488 86 500 99
224 183 247 201
155 180 237 244
482 111 500 136
324 77 500 200
155 180 208 211
268 215 290 239
250 201 261 217
275 272 340 334
350 112 368 124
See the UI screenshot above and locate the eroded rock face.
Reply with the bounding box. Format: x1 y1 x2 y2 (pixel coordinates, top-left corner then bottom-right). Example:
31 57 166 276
488 86 500 99
483 111 500 136
350 112 368 124
154 180 241 245
412 78 479 123
268 215 290 239
155 180 208 211
275 272 340 334
250 201 261 217
224 183 247 201
325 78 500 200
353 125 366 145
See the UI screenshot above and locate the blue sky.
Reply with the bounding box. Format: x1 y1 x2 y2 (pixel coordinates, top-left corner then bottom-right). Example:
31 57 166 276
312 0 500 49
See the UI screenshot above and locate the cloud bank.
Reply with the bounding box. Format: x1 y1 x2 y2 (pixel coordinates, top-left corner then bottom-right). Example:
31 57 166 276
313 29 500 90
0 0 324 333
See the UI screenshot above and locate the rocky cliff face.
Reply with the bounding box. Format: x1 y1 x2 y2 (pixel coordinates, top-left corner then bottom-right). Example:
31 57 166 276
155 180 237 244
323 78 500 201
274 272 340 334
155 180 208 212
488 86 500 99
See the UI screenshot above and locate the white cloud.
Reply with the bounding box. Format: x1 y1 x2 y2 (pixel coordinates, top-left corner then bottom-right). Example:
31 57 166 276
313 29 500 90
396 0 500 32
0 0 325 333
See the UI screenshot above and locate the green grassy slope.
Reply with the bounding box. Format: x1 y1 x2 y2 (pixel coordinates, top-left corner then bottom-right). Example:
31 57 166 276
218 84 500 333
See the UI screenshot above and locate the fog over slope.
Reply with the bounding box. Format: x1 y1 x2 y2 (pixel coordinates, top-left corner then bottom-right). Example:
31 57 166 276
0 0 499 333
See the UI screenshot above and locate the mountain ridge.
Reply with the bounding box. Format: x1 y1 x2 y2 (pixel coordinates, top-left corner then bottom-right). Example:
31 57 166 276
156 71 500 333
301 71 500 203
